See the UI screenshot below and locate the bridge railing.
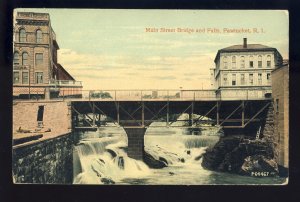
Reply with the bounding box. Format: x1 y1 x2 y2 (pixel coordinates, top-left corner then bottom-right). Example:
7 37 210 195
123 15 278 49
13 88 272 101
76 90 219 101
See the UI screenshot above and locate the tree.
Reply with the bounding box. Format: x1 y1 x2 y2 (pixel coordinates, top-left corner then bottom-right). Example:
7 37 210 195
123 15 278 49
90 91 112 99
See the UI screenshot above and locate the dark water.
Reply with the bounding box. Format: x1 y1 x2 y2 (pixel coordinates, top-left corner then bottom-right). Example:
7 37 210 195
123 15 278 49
73 126 286 185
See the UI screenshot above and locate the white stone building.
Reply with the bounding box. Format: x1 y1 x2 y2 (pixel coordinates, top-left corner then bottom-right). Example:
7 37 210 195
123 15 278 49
212 38 283 100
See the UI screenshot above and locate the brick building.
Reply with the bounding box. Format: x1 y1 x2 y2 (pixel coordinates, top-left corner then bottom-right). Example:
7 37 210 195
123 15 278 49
13 12 82 99
272 61 289 171
211 38 283 99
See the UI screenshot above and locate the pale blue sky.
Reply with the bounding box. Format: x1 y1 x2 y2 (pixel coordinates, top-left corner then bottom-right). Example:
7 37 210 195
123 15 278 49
15 9 289 90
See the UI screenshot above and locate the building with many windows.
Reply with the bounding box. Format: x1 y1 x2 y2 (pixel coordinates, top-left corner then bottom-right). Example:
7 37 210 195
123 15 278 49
13 12 82 99
211 38 283 99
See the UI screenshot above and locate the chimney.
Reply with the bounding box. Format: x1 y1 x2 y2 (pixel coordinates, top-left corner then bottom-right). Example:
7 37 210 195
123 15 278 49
243 38 247 48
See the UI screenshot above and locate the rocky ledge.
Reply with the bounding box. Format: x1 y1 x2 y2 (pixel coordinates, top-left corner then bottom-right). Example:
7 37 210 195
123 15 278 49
201 136 279 177
143 151 168 169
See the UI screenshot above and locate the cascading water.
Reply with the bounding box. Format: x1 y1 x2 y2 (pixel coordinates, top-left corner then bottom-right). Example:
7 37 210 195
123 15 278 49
73 125 221 185
73 128 151 184
73 125 285 185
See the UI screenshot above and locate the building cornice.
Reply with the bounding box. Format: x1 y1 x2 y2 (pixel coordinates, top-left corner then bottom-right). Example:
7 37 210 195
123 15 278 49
219 68 273 71
17 20 49 26
14 43 50 48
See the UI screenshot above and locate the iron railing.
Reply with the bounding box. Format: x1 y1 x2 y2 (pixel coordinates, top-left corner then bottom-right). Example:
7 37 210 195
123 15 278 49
13 86 272 101
48 80 83 86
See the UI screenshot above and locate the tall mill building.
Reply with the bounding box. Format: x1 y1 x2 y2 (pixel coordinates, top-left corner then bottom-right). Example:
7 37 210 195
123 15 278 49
211 38 283 99
13 12 82 99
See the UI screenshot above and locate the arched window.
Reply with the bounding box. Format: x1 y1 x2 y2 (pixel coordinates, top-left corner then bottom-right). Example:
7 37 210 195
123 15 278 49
13 52 19 65
240 56 245 68
223 56 228 69
267 55 271 67
22 52 28 65
19 28 26 42
36 30 43 43
249 56 254 68
232 56 236 68
258 55 262 68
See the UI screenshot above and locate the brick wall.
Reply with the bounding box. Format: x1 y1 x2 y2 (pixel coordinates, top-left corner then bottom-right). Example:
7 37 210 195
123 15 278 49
13 13 58 85
13 101 71 134
271 65 289 168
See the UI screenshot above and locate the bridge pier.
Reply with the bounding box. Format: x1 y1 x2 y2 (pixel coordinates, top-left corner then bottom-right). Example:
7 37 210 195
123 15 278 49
123 127 147 160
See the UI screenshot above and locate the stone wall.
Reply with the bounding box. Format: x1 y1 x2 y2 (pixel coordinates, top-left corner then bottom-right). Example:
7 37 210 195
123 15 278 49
124 128 146 160
12 133 74 184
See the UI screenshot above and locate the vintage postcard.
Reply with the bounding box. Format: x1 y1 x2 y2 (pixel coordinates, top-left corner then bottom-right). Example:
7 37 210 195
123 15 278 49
12 9 289 185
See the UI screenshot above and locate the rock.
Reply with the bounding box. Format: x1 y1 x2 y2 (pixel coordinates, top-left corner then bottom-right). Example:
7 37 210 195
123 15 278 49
98 158 105 164
217 146 247 172
201 135 276 175
17 127 31 133
158 157 168 165
186 150 191 155
106 149 117 158
194 154 203 161
180 158 185 163
169 172 175 175
101 177 115 185
202 136 242 170
117 156 125 170
143 152 167 169
240 155 279 176
45 128 51 132
91 165 101 177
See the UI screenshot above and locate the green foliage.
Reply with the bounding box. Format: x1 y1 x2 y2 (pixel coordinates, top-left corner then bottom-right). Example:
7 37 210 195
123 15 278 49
90 91 112 99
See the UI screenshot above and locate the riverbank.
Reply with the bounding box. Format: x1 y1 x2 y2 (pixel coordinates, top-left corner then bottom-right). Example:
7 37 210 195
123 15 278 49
201 135 282 177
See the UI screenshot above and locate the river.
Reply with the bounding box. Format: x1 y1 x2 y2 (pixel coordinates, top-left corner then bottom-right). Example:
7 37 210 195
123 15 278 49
73 126 286 185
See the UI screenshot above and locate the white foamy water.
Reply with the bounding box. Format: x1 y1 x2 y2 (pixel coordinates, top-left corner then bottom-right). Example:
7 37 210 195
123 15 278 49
73 127 285 185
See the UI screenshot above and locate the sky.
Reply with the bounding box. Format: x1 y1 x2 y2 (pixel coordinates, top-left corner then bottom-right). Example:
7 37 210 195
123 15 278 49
15 9 289 90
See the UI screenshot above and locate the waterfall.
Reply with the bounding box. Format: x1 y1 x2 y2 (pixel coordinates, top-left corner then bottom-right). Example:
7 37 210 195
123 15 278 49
73 133 150 184
73 125 222 185
144 126 221 166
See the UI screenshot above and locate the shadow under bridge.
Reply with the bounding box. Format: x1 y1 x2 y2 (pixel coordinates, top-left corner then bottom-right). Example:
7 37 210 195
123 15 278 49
71 100 271 160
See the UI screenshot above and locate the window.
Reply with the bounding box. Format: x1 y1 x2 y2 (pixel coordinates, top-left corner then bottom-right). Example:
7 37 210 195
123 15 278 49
36 30 43 43
267 73 271 84
35 72 43 84
22 52 28 65
35 53 43 65
267 55 271 67
223 74 228 86
13 72 20 84
249 74 254 85
223 56 228 69
13 52 19 65
232 74 236 86
232 56 236 69
276 99 279 113
241 74 245 85
258 73 262 85
22 72 29 84
258 55 262 68
19 28 26 42
249 56 254 68
240 56 245 68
